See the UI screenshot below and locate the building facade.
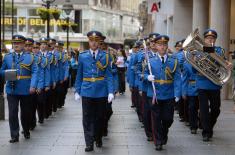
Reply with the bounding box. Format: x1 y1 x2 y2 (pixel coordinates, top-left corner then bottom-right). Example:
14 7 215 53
150 0 235 99
2 0 143 50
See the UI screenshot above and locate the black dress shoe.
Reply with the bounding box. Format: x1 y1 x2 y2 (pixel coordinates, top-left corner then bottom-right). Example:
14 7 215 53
203 136 210 142
103 131 108 137
191 129 197 134
38 120 44 124
147 137 153 141
24 132 30 139
9 138 19 143
30 125 36 131
95 140 103 148
162 137 168 145
179 118 184 122
85 145 94 152
208 131 213 138
155 144 163 151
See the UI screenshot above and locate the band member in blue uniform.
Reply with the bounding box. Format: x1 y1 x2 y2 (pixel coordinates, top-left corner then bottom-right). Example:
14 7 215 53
99 35 116 137
182 62 199 134
48 38 58 114
128 42 140 108
145 35 181 151
137 33 159 141
74 31 114 152
1 35 38 143
38 38 51 122
174 39 188 123
129 41 144 122
196 29 232 141
30 41 43 129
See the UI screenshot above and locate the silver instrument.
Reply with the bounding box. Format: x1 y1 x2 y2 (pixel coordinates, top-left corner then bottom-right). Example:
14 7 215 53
5 69 17 81
183 28 231 86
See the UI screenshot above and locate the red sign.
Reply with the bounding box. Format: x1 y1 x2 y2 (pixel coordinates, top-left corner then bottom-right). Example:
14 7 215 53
149 1 161 13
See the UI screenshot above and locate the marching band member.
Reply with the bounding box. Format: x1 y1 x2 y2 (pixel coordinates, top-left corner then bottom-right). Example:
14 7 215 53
182 61 199 134
74 31 114 152
195 29 232 141
1 35 38 142
145 35 181 150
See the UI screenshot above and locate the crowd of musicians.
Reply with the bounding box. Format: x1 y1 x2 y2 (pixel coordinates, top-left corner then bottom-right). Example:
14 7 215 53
0 36 72 143
0 28 233 152
126 29 232 151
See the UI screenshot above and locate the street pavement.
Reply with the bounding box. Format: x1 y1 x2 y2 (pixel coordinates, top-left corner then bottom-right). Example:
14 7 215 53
0 89 235 155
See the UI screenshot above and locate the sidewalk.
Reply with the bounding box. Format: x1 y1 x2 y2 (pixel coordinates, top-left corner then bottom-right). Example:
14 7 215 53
0 89 235 155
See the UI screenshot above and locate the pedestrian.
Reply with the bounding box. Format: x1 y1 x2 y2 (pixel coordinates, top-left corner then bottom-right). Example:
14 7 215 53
116 49 127 94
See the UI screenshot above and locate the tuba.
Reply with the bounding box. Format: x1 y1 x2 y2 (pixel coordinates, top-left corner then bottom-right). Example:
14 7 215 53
182 28 231 86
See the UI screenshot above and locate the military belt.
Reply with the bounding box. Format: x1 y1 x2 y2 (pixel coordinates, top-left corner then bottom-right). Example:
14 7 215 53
189 80 196 84
17 75 31 80
83 77 105 82
154 80 173 84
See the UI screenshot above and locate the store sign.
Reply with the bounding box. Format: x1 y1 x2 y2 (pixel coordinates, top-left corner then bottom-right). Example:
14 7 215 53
148 0 161 14
1 17 68 26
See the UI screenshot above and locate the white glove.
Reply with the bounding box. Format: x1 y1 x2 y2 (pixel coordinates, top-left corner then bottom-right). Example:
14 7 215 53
147 75 155 82
175 97 180 102
108 93 114 103
75 92 81 101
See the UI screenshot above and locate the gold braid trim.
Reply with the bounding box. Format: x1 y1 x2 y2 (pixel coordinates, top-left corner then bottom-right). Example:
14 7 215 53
50 55 54 64
96 53 109 71
42 57 48 68
19 54 34 71
37 56 42 65
164 59 178 79
20 64 31 71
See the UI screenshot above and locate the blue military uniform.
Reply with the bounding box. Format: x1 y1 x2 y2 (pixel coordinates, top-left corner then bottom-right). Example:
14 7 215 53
61 50 70 107
74 31 113 151
0 35 38 142
137 47 157 140
172 39 187 122
144 35 181 150
46 38 58 116
128 41 143 120
182 62 199 132
30 41 45 129
195 29 226 141
54 42 66 109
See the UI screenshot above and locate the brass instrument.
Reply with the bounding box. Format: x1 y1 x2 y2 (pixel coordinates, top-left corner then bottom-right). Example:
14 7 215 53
183 28 231 86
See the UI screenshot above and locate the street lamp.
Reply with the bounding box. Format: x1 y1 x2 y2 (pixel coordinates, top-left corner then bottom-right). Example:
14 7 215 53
62 1 73 52
41 0 55 38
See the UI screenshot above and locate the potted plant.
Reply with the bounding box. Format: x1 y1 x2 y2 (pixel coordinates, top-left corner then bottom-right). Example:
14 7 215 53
71 23 78 32
37 8 50 21
61 22 69 31
50 8 61 20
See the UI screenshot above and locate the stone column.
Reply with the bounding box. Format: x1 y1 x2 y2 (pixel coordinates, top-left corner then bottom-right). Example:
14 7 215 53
173 0 193 44
210 0 231 99
192 0 209 34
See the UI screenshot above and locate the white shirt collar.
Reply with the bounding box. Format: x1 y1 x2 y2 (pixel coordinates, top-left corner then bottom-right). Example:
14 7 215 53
15 52 23 56
40 50 47 56
151 50 157 56
157 53 167 63
90 49 99 58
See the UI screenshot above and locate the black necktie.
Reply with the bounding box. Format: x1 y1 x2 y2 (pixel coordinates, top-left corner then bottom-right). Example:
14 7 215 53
93 52 95 60
161 56 164 64
18 53 20 59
